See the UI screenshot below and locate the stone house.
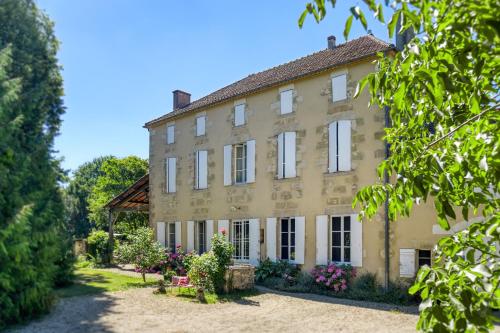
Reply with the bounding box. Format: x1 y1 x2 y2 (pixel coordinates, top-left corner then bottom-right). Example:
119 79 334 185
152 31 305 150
144 34 445 283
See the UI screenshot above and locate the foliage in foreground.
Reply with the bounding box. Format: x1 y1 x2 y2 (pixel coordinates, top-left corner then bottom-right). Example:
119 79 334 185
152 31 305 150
116 227 164 282
87 229 116 265
301 0 499 331
0 0 73 328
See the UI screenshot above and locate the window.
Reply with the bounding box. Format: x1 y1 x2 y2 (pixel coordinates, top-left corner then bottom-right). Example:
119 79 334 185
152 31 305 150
232 220 250 261
195 150 208 189
234 104 245 126
328 120 351 172
234 143 247 184
331 216 351 263
332 74 347 102
165 157 176 193
277 132 296 179
280 89 293 115
195 221 206 254
166 125 175 144
166 222 176 252
224 140 255 186
280 217 296 261
418 250 431 267
196 116 206 136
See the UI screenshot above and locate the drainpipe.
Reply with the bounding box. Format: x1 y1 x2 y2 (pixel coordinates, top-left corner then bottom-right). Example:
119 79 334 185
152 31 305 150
383 106 391 290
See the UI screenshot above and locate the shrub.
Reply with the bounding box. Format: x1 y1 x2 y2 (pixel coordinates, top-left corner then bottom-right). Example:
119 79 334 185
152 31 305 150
210 233 234 291
160 245 187 276
351 272 378 292
255 258 300 282
311 263 356 292
116 227 164 282
87 230 111 264
182 251 197 273
188 252 219 293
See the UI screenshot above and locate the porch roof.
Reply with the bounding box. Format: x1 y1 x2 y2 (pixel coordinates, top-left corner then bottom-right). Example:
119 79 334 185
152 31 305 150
104 174 149 211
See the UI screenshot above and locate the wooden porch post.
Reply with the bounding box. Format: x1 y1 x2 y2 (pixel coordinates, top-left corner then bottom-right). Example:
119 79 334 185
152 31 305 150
108 209 114 265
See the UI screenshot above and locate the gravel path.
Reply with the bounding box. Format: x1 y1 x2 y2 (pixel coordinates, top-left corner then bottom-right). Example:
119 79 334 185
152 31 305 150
9 286 425 333
99 264 163 280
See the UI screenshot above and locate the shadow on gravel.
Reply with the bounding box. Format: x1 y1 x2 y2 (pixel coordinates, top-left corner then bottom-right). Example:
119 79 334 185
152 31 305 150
256 286 419 315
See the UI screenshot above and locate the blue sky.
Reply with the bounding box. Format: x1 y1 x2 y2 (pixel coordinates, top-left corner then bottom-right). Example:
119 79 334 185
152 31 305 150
37 0 392 173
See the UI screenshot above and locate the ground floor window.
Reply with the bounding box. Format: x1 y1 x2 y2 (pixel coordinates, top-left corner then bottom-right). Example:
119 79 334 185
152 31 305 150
331 215 350 263
280 217 296 261
418 249 431 267
166 222 176 253
231 220 250 261
195 221 206 254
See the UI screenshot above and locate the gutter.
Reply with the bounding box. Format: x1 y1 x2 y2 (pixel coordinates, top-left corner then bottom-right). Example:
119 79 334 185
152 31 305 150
384 105 391 290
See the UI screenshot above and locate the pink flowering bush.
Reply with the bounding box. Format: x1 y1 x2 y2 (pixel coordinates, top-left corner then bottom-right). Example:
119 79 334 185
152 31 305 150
159 245 188 276
311 264 356 292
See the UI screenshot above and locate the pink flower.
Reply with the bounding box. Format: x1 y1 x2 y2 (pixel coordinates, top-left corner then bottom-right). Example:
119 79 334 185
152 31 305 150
220 227 226 235
341 284 347 291
327 266 334 273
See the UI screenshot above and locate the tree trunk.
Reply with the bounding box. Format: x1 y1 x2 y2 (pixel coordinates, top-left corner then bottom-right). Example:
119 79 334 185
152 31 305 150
142 272 146 282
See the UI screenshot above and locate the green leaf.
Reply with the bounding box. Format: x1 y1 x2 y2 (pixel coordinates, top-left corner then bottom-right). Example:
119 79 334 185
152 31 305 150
344 15 354 40
387 11 400 39
298 10 308 28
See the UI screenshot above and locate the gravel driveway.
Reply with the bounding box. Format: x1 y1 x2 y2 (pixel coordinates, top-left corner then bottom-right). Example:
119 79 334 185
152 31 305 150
9 286 424 333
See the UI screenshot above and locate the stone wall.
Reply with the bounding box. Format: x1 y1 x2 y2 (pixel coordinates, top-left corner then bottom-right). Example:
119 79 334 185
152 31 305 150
223 265 255 293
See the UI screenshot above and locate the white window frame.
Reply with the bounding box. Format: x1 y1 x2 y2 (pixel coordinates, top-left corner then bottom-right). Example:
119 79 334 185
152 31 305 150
418 249 432 267
280 217 296 261
195 221 207 254
166 222 176 252
166 125 175 144
280 89 293 115
233 143 247 184
330 215 351 264
329 120 351 173
165 157 176 193
231 220 250 261
277 132 296 179
196 115 206 136
195 150 208 189
234 104 245 126
331 73 347 102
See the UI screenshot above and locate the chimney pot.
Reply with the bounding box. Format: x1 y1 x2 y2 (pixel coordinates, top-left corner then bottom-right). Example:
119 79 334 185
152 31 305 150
327 35 336 49
172 90 191 110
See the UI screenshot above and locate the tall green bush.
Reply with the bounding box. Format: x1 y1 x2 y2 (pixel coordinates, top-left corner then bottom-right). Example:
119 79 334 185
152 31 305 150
0 0 71 327
87 230 113 264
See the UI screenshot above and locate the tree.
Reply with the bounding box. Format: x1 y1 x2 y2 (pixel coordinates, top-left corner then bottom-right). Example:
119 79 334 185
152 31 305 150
0 0 71 327
300 0 499 331
116 227 164 282
88 156 148 234
65 156 114 238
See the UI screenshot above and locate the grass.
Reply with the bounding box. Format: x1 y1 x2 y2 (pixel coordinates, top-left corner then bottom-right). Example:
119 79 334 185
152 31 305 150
56 267 157 298
159 287 261 304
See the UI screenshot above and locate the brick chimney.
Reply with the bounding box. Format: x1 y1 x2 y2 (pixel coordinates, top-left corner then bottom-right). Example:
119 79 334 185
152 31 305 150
327 35 336 50
173 90 191 110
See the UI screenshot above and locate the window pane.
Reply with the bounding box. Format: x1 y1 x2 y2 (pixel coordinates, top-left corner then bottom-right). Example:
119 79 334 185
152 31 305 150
332 247 341 262
344 248 351 262
344 216 351 230
344 231 351 247
332 232 341 246
290 247 295 260
332 217 341 231
281 232 288 246
281 247 289 260
281 219 288 232
290 218 295 232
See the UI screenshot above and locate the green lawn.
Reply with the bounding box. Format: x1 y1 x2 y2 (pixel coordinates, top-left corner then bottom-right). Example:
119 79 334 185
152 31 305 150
56 267 157 298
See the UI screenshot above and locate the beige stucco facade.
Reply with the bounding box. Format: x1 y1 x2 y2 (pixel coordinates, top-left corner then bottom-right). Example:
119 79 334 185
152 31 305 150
147 57 443 282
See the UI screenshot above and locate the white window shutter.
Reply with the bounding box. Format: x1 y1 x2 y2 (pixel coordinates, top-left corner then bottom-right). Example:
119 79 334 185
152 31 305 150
332 74 347 102
234 104 245 126
217 220 229 240
350 214 363 267
187 221 195 252
315 215 329 265
284 132 296 178
293 216 305 264
338 120 351 171
175 221 182 248
196 116 206 136
400 248 416 277
206 220 214 250
167 125 175 144
277 133 284 179
156 222 166 247
266 218 277 261
328 122 338 173
167 157 176 193
249 218 260 265
196 150 208 189
246 140 256 183
223 145 232 186
280 89 293 114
